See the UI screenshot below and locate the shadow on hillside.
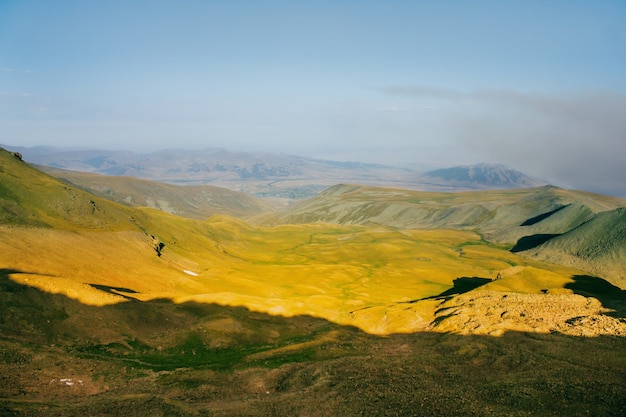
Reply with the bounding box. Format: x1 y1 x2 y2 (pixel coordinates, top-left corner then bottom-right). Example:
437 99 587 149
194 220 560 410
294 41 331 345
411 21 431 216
520 205 569 226
410 277 493 302
566 275 626 319
88 283 140 301
510 233 560 252
0 268 27 290
0 267 366 365
1 269 626 416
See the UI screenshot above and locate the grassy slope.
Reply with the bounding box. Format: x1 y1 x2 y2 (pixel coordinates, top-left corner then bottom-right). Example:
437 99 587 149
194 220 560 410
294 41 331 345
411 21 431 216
525 208 626 286
0 147 608 334
0 151 137 231
263 184 626 242
262 183 626 285
39 165 273 220
2 148 626 415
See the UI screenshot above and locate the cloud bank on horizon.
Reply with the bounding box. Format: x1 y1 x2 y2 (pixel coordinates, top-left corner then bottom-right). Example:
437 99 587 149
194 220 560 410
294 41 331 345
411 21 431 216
1 1 625 196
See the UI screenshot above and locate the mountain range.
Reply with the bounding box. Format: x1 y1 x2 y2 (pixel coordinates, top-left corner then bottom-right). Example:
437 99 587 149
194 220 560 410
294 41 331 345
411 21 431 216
9 146 547 205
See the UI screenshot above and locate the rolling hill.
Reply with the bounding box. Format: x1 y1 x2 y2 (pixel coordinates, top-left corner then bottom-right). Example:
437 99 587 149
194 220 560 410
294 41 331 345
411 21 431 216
262 183 625 241
524 207 626 284
9 146 547 205
2 146 626 415
38 166 272 220
2 145 623 331
0 149 137 231
261 183 626 285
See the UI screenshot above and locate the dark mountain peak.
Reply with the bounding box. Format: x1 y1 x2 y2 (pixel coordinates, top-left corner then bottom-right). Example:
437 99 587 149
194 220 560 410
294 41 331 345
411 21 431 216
422 163 546 188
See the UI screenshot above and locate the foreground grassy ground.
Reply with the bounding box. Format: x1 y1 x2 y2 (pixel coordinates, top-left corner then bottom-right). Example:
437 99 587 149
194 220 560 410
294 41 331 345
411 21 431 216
1 271 625 417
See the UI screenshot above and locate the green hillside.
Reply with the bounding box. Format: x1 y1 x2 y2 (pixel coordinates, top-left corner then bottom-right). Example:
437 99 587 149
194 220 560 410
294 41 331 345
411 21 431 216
39 165 273 220
3 146 622 332
263 184 625 243
525 208 626 286
263 183 626 284
0 148 138 230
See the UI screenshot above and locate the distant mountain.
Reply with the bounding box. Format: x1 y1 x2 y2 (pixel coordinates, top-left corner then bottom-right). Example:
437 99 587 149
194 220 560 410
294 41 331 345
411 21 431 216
40 166 273 220
8 146 410 199
420 163 545 189
8 146 548 202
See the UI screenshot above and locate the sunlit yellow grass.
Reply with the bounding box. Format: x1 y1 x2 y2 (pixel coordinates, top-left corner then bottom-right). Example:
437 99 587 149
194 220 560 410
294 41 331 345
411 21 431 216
0 213 589 334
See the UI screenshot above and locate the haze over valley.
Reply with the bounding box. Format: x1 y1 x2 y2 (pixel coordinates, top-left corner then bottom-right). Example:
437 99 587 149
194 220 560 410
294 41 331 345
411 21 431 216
2 1 626 415
9 145 549 206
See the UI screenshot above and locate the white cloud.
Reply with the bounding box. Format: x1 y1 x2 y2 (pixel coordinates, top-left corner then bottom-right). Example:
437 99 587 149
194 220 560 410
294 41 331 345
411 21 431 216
379 85 626 196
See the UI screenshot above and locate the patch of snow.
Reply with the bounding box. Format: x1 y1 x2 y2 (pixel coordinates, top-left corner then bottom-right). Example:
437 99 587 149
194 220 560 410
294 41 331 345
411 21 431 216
56 378 83 387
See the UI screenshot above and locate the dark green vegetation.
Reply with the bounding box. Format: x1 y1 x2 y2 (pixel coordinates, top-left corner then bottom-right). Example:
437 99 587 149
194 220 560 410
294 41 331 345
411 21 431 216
2 270 626 417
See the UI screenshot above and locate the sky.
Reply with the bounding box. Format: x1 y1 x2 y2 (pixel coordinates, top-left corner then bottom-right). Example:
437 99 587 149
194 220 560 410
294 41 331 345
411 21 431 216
1 0 626 196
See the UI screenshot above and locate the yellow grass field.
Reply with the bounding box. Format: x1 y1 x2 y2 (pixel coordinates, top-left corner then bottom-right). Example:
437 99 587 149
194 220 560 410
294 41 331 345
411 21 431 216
0 211 587 335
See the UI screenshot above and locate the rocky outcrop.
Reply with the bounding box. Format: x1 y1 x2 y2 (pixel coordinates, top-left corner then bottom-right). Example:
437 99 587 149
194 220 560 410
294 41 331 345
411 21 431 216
427 291 626 337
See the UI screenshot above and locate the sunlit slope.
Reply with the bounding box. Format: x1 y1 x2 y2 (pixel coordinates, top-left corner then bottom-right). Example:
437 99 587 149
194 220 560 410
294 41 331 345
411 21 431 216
1 213 607 335
524 208 626 286
263 184 626 244
1 148 623 335
40 165 273 219
0 148 140 230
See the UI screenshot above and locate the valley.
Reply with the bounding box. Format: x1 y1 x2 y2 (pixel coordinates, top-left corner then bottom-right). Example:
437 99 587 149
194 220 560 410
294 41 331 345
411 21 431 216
1 146 625 416
10 146 547 208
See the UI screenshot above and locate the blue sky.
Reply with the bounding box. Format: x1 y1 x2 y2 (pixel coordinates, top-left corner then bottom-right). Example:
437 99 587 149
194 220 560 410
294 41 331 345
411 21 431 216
1 1 626 196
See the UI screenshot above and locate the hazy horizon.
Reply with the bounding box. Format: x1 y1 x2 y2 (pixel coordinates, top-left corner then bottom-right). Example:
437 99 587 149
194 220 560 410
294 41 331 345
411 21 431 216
1 1 625 196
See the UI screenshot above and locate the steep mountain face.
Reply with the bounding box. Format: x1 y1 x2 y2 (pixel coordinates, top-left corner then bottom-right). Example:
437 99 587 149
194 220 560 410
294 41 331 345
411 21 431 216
421 163 545 188
40 166 273 220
